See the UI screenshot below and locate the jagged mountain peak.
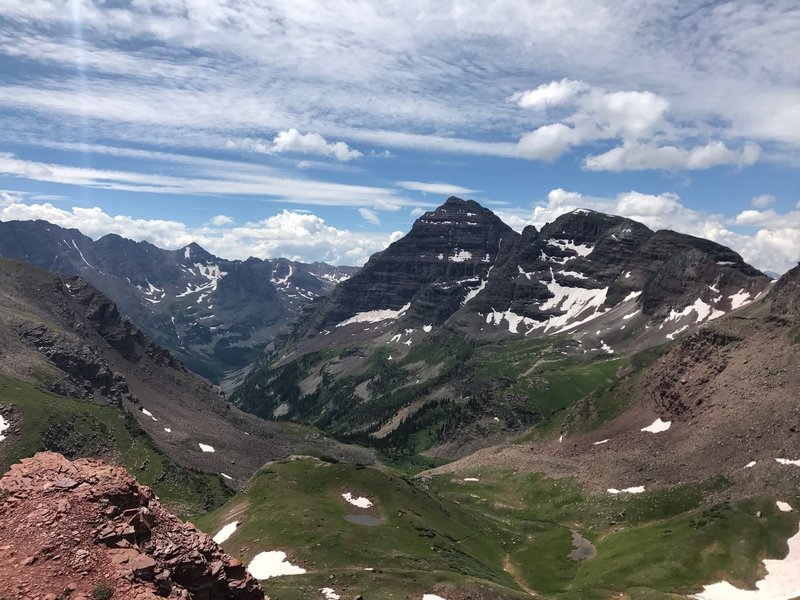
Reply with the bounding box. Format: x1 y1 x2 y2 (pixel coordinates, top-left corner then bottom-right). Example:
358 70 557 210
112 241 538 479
179 241 217 263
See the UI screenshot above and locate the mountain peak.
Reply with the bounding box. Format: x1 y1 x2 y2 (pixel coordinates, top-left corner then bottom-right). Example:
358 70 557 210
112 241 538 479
414 197 510 232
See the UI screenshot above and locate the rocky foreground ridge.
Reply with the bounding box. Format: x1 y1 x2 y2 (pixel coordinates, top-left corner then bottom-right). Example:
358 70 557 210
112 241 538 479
0 452 266 600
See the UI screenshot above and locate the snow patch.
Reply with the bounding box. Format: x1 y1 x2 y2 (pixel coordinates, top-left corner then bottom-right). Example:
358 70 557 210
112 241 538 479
336 303 411 327
776 458 800 466
212 521 239 544
667 325 690 340
423 595 449 600
623 291 642 302
247 551 306 579
745 461 757 468
692 528 800 599
0 414 8 442
163 428 172 433
463 478 480 482
730 289 753 310
342 492 373 508
666 298 724 324
641 418 671 433
320 589 341 600
198 443 215 453
777 501 793 513
449 249 473 262
607 486 645 494
557 269 588 280
221 473 233 481
547 239 594 257
423 324 433 333
593 439 609 445
141 408 158 422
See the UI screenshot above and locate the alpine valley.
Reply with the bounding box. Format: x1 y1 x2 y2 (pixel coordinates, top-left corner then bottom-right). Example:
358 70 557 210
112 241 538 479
2 197 800 600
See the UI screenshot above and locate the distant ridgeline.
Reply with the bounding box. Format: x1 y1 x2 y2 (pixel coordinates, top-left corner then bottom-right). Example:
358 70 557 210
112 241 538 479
0 220 357 386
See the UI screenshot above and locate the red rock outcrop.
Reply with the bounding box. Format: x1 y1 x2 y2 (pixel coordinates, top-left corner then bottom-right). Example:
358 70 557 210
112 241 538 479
0 452 266 600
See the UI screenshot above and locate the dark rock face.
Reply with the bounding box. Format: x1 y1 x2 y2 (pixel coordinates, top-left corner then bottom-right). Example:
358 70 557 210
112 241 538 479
19 323 135 405
288 200 769 347
0 220 356 383
293 197 518 337
768 263 800 320
0 452 266 599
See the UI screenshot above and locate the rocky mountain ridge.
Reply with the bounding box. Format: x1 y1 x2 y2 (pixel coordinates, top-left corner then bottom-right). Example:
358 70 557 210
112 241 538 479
0 220 357 385
0 451 266 599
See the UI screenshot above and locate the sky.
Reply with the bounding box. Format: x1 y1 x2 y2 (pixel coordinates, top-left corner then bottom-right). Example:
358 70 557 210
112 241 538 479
0 1 798 272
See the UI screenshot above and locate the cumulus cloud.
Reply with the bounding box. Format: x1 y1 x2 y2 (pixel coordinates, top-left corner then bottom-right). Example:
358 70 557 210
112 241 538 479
751 194 776 209
584 141 761 171
231 130 362 162
0 190 22 208
0 202 400 266
358 207 380 225
410 207 426 217
396 181 477 196
209 214 234 226
509 79 588 110
269 129 362 161
503 188 800 274
506 81 761 169
516 123 581 161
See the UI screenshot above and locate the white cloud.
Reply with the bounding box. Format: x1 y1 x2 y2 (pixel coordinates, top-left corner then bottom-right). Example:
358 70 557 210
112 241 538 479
268 129 362 161
506 188 800 274
358 208 380 225
751 194 776 209
0 2 790 171
584 141 760 171
509 79 588 110
0 201 398 266
230 130 362 162
0 152 417 210
0 190 22 208
581 90 669 140
410 207 426 217
396 181 477 196
210 214 234 226
516 123 581 161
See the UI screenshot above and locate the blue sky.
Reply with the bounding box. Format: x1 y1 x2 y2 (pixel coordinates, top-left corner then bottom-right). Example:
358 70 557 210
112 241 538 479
0 1 798 271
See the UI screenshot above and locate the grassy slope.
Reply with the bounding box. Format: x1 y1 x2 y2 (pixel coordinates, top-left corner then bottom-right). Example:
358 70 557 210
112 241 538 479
196 457 798 600
429 470 798 599
196 457 529 600
0 374 232 517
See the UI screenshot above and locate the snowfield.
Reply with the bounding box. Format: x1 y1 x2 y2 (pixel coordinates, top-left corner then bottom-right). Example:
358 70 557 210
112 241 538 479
342 492 373 508
336 303 411 327
212 521 239 544
247 551 306 579
693 528 800 599
641 418 672 433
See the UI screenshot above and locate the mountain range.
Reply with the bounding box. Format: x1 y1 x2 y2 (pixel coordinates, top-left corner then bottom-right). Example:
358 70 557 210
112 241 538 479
0 220 357 388
1 197 800 599
233 197 772 456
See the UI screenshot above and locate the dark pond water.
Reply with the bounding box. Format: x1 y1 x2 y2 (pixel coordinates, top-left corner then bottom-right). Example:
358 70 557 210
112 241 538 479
568 530 597 561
